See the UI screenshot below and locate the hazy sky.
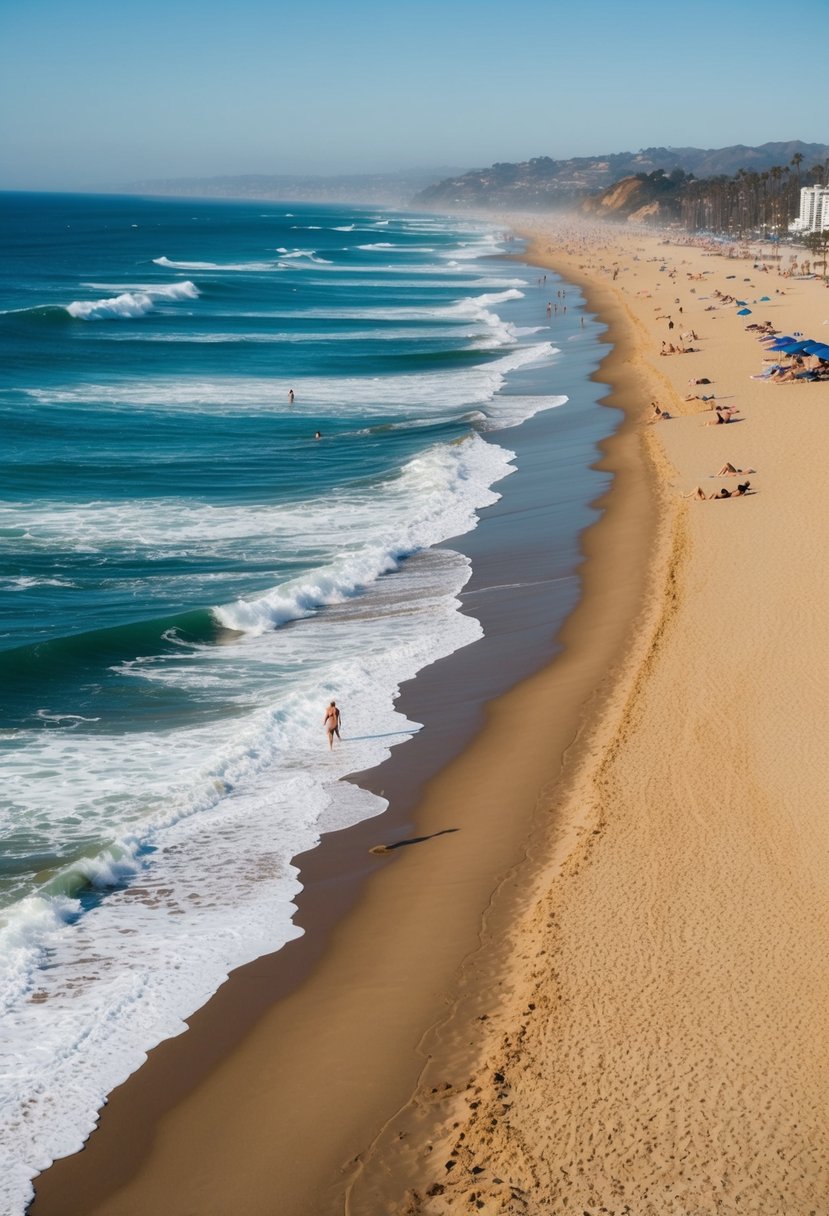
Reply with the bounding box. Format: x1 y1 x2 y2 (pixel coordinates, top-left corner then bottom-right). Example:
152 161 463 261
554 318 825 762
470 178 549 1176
1 0 825 190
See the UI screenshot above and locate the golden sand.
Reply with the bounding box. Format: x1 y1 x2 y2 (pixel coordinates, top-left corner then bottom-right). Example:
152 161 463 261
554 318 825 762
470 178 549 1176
344 220 829 1215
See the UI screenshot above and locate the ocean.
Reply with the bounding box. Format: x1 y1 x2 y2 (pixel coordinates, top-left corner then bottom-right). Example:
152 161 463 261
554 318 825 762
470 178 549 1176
0 191 611 1212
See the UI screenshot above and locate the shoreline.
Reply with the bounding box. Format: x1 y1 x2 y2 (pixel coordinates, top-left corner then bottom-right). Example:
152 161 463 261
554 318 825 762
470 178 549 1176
28 240 664 1215
338 223 685 1211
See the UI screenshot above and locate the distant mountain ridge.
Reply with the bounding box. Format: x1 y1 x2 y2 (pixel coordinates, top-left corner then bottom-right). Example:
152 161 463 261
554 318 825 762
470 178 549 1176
415 142 829 211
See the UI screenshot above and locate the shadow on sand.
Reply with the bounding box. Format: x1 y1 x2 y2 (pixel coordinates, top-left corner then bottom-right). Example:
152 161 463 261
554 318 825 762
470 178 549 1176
369 828 458 856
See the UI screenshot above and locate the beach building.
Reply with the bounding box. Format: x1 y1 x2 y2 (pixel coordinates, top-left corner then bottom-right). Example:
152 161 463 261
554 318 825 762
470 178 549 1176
789 183 829 233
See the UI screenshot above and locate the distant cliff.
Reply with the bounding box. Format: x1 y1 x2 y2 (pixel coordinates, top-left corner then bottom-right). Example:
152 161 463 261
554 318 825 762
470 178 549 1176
580 170 691 223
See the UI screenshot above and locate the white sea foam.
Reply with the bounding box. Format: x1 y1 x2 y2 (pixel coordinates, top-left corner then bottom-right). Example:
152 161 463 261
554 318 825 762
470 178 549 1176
0 431 535 568
440 233 508 261
204 288 525 332
153 256 278 271
356 243 436 252
214 434 509 634
303 276 526 289
65 281 199 321
24 342 555 419
476 393 568 430
294 261 495 278
1 575 78 590
275 248 333 263
93 326 482 346
0 433 513 1215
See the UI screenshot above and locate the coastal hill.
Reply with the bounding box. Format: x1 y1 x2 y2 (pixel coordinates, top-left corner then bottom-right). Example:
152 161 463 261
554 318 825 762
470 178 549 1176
414 141 829 211
579 173 686 224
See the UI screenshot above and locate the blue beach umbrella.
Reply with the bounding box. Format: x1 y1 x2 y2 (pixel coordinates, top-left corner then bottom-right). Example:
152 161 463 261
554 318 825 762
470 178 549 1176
759 295 771 301
737 307 752 315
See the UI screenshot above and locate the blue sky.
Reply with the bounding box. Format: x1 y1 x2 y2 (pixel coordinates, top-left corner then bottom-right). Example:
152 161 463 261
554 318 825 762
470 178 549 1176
1 0 826 189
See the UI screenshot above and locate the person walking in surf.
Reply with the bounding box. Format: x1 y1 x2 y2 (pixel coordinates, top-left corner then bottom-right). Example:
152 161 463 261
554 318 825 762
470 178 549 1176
323 701 341 749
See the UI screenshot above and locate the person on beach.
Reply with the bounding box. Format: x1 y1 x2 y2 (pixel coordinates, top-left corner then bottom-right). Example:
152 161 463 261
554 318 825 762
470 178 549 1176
324 701 341 748
684 481 751 500
288 389 295 404
704 408 738 426
717 463 755 476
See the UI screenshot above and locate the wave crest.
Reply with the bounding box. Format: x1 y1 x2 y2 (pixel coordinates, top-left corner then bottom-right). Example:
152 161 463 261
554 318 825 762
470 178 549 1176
66 281 199 321
213 434 514 635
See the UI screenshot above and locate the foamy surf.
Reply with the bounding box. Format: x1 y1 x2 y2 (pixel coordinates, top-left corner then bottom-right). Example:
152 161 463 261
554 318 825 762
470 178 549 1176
0 196 591 1216
22 341 556 415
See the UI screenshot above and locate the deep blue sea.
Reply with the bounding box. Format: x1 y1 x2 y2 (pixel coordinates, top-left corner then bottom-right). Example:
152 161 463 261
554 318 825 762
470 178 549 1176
0 192 603 1209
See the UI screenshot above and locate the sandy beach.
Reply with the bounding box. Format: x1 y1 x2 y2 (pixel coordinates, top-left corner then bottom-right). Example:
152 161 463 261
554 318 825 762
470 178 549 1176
31 220 829 1216
343 221 829 1215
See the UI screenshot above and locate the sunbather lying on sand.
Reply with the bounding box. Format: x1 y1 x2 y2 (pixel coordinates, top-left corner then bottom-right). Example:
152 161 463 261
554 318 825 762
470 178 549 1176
684 481 751 500
704 408 739 425
717 463 755 476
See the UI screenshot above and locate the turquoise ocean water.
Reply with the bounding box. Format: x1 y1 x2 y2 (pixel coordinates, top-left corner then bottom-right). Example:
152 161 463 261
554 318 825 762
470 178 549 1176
0 192 607 1209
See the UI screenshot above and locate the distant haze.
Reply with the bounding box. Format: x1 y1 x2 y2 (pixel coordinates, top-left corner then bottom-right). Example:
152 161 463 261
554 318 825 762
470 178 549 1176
0 0 825 192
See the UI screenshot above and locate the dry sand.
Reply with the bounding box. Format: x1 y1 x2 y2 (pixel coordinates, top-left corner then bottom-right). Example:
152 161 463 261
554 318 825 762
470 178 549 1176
31 222 829 1216
343 222 829 1215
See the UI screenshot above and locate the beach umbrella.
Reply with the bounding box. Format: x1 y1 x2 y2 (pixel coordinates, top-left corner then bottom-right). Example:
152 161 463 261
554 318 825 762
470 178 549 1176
737 307 752 315
759 295 771 301
800 341 824 355
778 341 812 355
736 300 747 306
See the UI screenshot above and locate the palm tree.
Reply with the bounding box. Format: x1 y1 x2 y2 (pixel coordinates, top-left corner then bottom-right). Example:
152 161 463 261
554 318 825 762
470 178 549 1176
791 151 804 190
769 165 784 231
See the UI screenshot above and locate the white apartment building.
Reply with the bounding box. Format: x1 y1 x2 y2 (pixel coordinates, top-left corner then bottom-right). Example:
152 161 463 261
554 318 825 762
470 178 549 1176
789 184 829 233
